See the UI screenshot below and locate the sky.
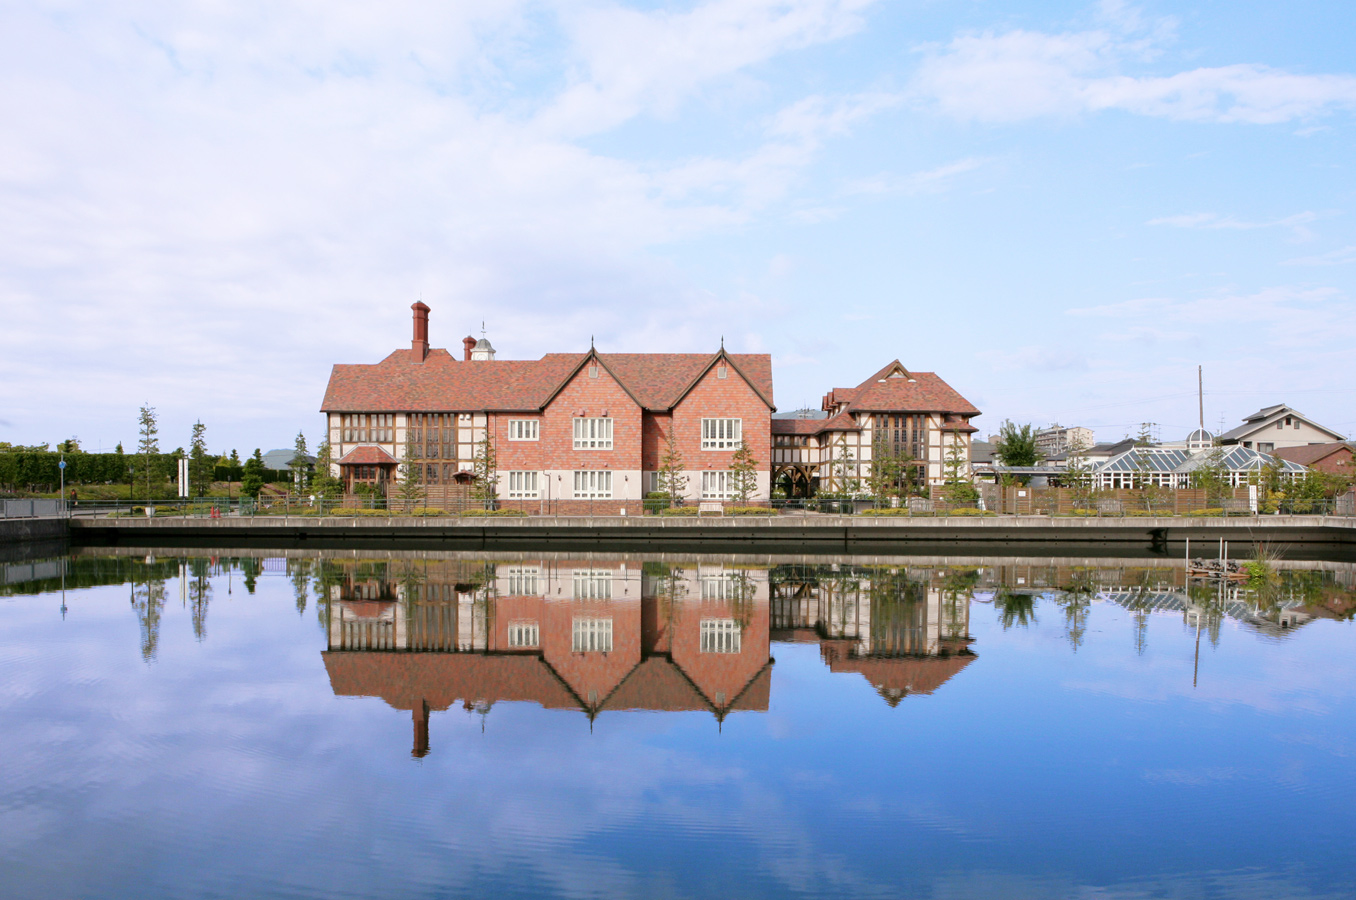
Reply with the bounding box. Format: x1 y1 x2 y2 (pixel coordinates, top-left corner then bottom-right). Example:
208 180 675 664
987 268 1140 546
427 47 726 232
1 0 1354 456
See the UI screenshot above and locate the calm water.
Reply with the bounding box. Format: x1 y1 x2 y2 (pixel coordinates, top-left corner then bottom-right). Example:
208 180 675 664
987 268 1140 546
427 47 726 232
2 549 1355 900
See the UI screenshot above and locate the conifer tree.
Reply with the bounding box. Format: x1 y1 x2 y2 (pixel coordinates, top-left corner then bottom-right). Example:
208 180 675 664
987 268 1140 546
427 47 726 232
471 432 498 507
397 431 427 511
136 406 159 501
242 448 265 499
657 424 688 506
729 439 759 504
189 421 211 497
290 431 310 491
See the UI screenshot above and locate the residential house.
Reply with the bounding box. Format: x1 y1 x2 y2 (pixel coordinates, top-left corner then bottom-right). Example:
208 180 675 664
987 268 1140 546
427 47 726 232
1218 405 1347 453
1273 442 1354 476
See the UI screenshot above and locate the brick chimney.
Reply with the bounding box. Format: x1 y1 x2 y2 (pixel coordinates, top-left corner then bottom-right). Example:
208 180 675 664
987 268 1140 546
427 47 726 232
463 335 476 361
411 301 430 361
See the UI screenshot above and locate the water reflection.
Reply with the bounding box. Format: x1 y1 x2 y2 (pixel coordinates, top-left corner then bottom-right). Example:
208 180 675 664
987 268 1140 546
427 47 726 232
322 560 777 755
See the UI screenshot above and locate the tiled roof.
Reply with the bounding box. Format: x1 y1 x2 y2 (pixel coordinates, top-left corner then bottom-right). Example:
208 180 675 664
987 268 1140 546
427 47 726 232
819 641 975 704
1273 443 1352 466
771 418 826 435
604 657 707 711
322 651 579 712
771 410 861 436
824 361 980 417
321 347 773 413
337 445 397 465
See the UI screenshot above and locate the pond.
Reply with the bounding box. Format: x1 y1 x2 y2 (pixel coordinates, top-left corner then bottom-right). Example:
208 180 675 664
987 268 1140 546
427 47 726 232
2 549 1355 899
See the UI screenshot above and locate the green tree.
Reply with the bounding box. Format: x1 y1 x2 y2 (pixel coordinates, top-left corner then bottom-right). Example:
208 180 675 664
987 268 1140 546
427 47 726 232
189 421 212 497
942 434 979 502
867 442 913 503
828 435 859 496
290 430 310 491
471 431 498 506
994 420 1040 467
1189 445 1230 506
729 439 758 504
229 449 240 466
1133 424 1166 513
656 423 688 506
242 448 265 499
396 430 427 511
312 436 343 499
58 436 82 453
136 405 159 501
1065 435 1095 510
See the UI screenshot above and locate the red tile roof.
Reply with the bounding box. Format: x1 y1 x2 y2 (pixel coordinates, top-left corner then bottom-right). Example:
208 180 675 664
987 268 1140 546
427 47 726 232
337 446 397 465
321 348 774 413
323 651 579 712
771 418 826 435
825 361 980 416
1272 443 1352 466
819 641 975 704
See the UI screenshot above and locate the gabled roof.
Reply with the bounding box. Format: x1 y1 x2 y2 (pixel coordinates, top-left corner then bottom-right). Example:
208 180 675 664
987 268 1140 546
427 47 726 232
771 410 861 436
337 446 397 465
321 346 774 413
1272 443 1353 466
822 360 980 417
1218 405 1346 443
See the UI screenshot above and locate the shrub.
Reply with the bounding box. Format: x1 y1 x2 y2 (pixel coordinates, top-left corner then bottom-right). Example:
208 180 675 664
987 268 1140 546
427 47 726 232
728 507 776 516
1186 508 1225 517
460 508 528 517
329 507 392 517
660 506 698 516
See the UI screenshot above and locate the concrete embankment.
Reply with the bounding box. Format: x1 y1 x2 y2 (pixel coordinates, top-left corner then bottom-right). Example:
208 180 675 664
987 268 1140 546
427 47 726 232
0 517 68 563
70 514 1356 559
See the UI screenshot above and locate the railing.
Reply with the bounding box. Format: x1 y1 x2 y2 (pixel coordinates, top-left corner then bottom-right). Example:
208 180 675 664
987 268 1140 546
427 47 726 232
27 488 1355 520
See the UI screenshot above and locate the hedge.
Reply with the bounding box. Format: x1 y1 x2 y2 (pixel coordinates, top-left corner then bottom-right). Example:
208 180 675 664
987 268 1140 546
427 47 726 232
0 451 288 488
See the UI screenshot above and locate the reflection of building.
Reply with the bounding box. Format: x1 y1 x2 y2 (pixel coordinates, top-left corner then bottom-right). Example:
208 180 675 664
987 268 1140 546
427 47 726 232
323 561 772 756
769 567 975 706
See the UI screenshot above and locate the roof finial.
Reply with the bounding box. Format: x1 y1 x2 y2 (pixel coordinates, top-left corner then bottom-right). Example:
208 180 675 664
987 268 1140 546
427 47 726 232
720 335 725 350
591 334 595 350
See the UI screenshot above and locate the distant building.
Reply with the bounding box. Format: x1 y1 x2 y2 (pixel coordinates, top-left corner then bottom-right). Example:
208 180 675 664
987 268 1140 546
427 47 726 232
1093 443 1307 490
1218 405 1346 453
1272 442 1354 476
1035 424 1094 458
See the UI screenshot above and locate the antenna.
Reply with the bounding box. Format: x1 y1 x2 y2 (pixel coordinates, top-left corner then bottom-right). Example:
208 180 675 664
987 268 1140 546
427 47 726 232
1197 365 1204 433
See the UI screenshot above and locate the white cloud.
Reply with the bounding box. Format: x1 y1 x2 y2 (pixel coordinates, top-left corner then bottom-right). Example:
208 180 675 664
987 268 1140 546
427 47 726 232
844 156 990 196
1147 211 1324 241
0 0 890 449
910 27 1356 124
1282 245 1356 266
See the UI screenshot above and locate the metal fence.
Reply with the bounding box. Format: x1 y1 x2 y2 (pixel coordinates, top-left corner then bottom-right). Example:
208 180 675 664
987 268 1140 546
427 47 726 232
1 499 65 518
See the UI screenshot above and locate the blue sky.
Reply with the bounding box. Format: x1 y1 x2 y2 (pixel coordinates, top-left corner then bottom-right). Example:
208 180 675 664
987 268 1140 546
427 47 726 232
1 0 1353 454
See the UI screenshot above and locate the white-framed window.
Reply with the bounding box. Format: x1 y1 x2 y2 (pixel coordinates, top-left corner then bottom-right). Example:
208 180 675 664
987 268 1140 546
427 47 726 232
701 418 741 450
342 413 395 443
700 572 741 601
505 566 540 596
700 618 740 654
701 471 734 499
507 419 539 441
572 616 613 651
573 470 612 498
572 569 613 600
507 471 539 499
573 417 613 449
507 621 539 648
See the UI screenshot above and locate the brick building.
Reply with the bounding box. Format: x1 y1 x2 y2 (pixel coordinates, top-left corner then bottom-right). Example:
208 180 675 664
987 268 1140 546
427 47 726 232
320 303 774 512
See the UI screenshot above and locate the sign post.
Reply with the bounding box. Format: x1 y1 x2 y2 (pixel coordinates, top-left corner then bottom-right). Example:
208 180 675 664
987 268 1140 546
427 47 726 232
58 457 66 516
